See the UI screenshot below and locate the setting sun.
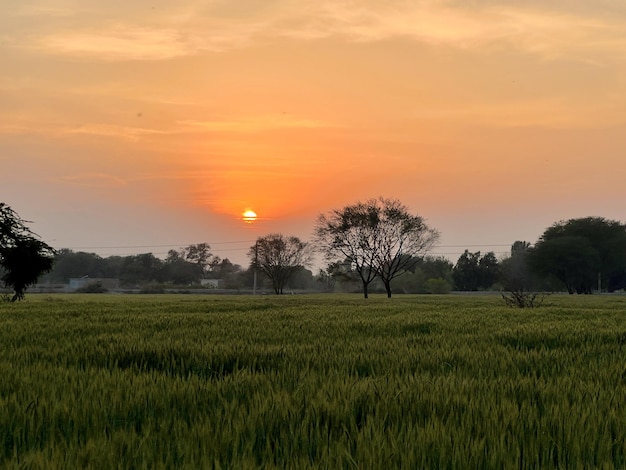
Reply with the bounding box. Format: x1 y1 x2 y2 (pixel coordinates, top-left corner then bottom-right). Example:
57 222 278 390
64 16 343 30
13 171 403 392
242 210 258 223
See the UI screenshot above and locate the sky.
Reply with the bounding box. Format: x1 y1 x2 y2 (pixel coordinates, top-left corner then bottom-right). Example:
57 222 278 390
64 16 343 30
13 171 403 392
2 0 625 268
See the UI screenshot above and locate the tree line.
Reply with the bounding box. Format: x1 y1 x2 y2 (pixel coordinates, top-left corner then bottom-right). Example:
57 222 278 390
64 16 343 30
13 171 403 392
2 199 626 301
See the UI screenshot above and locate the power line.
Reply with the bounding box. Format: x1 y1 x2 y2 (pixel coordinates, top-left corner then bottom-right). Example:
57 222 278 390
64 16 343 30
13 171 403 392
60 241 512 250
63 240 256 250
56 241 514 261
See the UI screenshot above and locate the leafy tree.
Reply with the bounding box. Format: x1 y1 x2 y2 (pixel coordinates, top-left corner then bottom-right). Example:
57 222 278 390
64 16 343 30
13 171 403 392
478 252 499 289
248 233 312 295
529 217 626 294
211 257 242 289
162 249 201 285
119 253 164 287
288 268 316 291
425 277 452 294
498 241 546 308
47 249 110 283
0 203 55 301
452 250 481 291
314 197 439 298
419 256 454 285
321 259 362 293
316 266 337 293
183 243 218 279
499 241 534 293
452 250 499 291
391 256 454 294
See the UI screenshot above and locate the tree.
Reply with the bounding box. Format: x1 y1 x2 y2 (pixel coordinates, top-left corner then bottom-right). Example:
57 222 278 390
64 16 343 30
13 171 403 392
478 252 499 289
452 250 481 291
452 250 499 291
118 253 164 287
162 249 201 285
529 217 626 294
0 203 55 301
499 241 545 308
183 243 218 279
314 197 439 298
248 233 312 295
46 249 110 283
499 241 533 293
316 266 337 293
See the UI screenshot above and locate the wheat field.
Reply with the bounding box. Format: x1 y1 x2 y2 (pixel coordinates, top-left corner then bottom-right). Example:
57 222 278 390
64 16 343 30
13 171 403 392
2 293 625 468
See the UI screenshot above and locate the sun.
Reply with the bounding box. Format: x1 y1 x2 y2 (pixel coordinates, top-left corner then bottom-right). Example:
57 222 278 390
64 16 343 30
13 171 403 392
242 209 258 223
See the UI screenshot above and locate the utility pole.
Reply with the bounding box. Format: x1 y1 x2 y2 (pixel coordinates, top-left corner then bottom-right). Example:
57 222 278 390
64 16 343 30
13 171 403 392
253 241 258 295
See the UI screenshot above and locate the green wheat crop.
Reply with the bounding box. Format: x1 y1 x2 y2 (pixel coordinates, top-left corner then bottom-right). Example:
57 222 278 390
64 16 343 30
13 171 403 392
1 293 626 468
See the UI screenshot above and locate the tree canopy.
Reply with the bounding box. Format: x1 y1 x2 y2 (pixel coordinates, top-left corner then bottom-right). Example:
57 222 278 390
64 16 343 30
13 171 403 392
452 250 499 291
314 197 439 298
529 217 626 294
0 203 55 301
248 233 312 294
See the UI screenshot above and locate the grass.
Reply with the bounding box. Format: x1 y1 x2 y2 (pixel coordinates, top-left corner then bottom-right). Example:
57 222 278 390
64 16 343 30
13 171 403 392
1 293 626 468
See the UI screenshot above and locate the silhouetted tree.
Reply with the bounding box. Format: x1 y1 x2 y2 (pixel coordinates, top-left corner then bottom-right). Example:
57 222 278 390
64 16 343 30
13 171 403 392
479 252 499 289
452 250 498 291
119 253 163 287
183 243 217 279
314 197 439 298
419 256 454 284
499 241 546 308
248 234 312 294
499 241 534 293
528 217 626 294
0 203 55 301
162 249 201 285
47 249 109 283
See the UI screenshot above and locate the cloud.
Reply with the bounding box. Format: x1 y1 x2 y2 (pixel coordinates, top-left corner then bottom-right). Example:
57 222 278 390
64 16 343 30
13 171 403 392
12 5 75 17
178 115 329 132
36 26 197 61
15 1 626 63
66 124 175 140
57 173 128 188
309 2 626 61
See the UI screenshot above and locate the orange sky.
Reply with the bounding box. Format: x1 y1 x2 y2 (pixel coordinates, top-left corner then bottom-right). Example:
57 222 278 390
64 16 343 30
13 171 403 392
2 1 625 266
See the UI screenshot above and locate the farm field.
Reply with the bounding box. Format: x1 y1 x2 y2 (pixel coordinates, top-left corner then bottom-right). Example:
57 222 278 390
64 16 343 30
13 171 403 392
2 293 626 468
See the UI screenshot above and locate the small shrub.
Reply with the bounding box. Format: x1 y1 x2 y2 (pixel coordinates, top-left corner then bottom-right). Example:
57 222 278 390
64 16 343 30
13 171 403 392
502 289 545 308
425 278 452 294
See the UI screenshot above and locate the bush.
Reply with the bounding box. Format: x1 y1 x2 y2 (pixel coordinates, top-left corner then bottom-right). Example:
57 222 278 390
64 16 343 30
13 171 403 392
425 278 452 294
75 281 108 294
501 289 546 308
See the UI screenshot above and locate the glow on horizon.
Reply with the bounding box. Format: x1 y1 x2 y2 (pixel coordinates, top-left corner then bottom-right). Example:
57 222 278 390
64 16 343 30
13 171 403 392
1 0 625 265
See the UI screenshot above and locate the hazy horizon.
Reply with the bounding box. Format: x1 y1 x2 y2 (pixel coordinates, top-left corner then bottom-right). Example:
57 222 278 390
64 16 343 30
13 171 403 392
3 0 625 268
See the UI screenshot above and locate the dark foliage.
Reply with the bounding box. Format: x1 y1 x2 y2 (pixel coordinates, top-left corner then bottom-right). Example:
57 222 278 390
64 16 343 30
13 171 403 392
529 217 626 294
0 203 55 301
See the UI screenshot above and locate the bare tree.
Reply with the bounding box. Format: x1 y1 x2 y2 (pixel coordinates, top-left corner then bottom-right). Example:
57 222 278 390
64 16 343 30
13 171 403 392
314 202 380 298
248 233 312 294
314 197 439 298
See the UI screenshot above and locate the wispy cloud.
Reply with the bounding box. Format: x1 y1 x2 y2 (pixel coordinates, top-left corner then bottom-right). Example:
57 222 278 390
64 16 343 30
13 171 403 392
308 2 626 61
57 173 128 188
178 115 329 132
66 124 175 140
15 1 626 62
12 5 75 18
36 27 198 61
